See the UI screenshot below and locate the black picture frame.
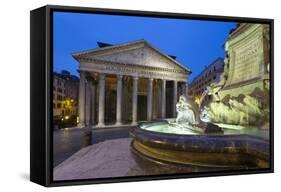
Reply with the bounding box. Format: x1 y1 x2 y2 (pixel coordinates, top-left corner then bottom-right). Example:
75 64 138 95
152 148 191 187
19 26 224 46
30 5 274 187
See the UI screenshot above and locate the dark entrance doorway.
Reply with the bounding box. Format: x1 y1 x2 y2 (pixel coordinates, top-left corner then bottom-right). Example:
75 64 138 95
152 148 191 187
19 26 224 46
166 81 173 118
137 95 147 121
105 90 116 124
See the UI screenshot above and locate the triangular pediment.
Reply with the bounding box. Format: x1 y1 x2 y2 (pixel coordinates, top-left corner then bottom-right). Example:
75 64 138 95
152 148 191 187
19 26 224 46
73 40 190 73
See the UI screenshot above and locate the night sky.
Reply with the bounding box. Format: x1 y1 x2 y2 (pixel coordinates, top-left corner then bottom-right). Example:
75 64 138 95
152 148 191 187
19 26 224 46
53 11 236 81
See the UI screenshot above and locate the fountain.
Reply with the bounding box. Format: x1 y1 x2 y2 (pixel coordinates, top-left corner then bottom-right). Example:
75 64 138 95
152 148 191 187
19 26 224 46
130 95 270 169
138 95 223 135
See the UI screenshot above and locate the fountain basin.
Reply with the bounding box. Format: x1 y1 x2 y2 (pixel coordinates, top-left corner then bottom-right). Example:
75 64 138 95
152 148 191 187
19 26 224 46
130 120 270 169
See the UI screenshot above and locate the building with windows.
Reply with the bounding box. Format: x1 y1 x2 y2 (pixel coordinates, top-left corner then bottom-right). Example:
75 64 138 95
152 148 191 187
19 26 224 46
53 71 79 121
60 70 79 98
53 73 66 118
188 57 224 102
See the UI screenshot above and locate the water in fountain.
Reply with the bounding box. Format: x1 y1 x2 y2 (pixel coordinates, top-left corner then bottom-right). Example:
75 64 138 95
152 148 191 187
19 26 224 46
140 91 267 137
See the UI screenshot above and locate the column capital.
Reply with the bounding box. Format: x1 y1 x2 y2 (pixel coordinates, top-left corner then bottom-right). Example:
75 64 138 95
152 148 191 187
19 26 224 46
132 76 139 81
79 71 86 82
117 74 123 80
148 77 154 82
99 73 105 80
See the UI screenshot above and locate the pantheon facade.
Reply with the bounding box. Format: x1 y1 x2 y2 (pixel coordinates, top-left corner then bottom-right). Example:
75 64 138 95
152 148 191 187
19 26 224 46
73 40 191 127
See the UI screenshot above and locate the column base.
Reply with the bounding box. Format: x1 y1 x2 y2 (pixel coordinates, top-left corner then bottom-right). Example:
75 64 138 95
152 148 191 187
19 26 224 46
77 123 85 128
96 123 105 128
115 122 123 126
131 122 138 126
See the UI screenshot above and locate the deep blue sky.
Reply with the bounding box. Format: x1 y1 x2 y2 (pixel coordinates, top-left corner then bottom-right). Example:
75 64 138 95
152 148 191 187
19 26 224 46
53 11 236 81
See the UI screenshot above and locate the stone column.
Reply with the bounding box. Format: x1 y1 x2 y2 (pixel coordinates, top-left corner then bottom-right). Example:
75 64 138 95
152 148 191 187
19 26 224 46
147 78 153 121
184 83 188 96
90 81 96 125
97 74 105 127
161 79 166 118
173 80 178 117
115 75 123 125
78 71 86 127
132 76 138 125
85 82 91 125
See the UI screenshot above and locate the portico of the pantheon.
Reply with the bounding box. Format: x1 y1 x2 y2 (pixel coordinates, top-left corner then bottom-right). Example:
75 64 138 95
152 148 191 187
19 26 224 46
73 40 191 127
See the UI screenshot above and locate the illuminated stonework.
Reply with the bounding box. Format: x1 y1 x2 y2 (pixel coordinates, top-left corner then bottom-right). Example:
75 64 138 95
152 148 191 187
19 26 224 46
206 24 270 128
73 40 191 127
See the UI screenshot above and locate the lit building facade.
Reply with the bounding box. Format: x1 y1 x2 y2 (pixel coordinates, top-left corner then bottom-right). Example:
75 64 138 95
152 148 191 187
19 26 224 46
188 57 224 102
73 40 191 127
53 73 66 118
53 71 79 120
205 23 270 127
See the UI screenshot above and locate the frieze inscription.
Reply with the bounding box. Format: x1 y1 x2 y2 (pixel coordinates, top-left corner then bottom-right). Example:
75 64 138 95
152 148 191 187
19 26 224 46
81 62 188 82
